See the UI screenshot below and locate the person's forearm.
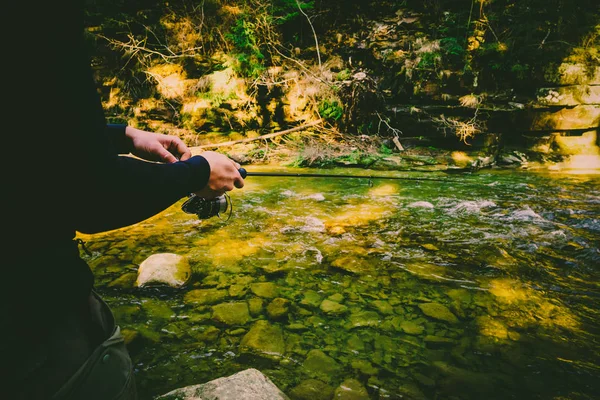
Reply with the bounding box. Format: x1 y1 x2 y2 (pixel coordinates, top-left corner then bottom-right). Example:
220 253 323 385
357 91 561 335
75 155 210 233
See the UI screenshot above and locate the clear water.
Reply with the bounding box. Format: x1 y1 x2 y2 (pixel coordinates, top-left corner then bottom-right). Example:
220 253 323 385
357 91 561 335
80 166 600 400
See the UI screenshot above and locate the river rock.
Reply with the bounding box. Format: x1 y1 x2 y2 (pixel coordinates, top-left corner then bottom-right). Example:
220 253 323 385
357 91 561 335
320 299 349 315
347 310 381 329
288 379 335 400
267 298 291 319
212 302 250 326
300 349 341 382
135 253 191 288
300 290 323 308
418 302 459 324
333 378 370 400
184 288 228 305
240 320 286 359
157 368 290 400
251 282 280 298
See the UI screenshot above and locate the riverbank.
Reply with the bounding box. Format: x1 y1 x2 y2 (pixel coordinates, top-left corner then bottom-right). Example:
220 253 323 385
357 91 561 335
188 127 600 174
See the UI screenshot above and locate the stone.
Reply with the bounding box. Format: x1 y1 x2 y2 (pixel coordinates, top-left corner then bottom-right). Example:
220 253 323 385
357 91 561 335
418 303 459 324
184 288 228 305
108 272 137 289
251 282 280 298
212 302 250 326
267 298 291 319
424 335 455 348
370 300 394 315
320 299 349 315
536 85 600 106
240 320 286 359
552 131 599 156
530 105 600 131
288 379 335 400
301 350 341 383
300 290 323 308
331 256 372 274
400 320 425 335
157 368 290 400
351 359 378 376
348 310 381 329
333 378 370 400
135 253 191 288
248 298 264 316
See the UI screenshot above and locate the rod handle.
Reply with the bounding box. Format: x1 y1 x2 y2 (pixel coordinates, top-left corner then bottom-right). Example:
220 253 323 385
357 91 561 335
239 167 247 179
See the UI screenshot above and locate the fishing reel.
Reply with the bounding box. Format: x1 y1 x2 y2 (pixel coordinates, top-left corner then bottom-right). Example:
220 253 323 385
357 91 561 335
181 193 233 221
181 168 247 221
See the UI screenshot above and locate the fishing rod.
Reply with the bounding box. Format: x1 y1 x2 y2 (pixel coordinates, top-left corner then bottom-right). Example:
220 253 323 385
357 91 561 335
239 168 471 183
181 167 477 220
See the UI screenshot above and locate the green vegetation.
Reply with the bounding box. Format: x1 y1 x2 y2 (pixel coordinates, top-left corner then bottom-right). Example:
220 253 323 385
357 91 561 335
84 0 599 156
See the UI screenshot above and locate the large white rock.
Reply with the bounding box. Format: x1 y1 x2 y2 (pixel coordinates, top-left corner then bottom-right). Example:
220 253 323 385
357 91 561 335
157 368 290 400
135 253 191 288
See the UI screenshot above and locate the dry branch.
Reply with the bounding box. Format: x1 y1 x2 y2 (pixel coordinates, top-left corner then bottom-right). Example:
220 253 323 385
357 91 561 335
192 119 323 150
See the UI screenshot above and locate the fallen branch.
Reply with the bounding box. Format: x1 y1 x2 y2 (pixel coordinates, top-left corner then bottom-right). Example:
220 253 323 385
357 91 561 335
192 119 323 151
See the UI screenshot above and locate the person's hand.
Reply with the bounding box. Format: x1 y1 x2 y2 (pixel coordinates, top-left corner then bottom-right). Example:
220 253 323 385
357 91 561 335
126 126 192 163
194 151 245 198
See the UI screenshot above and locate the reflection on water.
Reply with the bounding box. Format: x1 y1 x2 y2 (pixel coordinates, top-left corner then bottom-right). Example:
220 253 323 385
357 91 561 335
79 167 600 400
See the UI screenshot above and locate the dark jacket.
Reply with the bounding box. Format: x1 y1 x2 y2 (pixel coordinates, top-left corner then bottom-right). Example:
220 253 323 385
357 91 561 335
2 0 209 373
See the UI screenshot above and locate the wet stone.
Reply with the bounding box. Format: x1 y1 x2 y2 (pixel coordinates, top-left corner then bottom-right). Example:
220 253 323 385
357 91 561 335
418 302 459 324
287 323 308 331
347 334 365 352
288 379 335 400
251 282 280 298
227 328 246 336
142 299 176 320
424 335 455 348
370 300 394 315
400 320 425 335
212 302 250 326
300 290 323 309
189 325 221 343
136 253 191 288
320 299 349 315
267 298 291 320
333 378 370 400
229 284 249 298
351 359 379 375
348 310 381 329
331 256 372 274
248 298 264 316
328 293 345 303
240 320 285 359
184 288 228 305
300 349 341 383
108 272 137 289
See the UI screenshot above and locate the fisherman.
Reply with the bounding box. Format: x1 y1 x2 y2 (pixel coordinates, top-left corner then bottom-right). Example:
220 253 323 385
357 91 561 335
1 1 244 399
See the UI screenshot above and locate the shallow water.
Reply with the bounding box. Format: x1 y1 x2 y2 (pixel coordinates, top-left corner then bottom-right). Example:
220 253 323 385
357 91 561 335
80 166 600 400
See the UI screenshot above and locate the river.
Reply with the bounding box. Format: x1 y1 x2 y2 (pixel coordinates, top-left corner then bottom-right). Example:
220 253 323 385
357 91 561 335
79 166 600 400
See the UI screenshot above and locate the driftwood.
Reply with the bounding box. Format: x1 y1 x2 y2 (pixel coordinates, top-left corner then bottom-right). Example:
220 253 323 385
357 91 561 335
194 119 323 150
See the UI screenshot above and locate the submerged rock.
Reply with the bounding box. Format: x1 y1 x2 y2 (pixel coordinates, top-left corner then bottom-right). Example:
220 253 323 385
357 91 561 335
240 320 285 359
135 253 191 288
157 368 290 400
300 349 341 383
251 282 280 298
184 288 228 305
267 298 291 320
212 302 250 326
320 299 349 315
288 379 334 400
418 302 459 324
333 378 370 400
